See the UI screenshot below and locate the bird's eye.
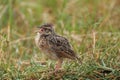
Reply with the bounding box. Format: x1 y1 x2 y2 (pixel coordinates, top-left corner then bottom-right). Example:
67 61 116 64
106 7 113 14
46 29 52 34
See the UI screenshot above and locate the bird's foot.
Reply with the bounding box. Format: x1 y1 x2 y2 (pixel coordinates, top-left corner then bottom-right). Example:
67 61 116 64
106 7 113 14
54 64 63 72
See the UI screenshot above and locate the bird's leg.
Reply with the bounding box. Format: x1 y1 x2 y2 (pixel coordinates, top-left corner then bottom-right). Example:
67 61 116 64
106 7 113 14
55 58 63 71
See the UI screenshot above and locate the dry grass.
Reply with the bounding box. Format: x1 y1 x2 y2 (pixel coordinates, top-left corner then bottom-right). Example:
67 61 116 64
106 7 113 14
0 0 120 79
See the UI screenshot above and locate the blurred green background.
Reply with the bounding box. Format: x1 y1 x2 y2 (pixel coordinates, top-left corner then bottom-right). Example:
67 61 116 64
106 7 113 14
0 0 120 79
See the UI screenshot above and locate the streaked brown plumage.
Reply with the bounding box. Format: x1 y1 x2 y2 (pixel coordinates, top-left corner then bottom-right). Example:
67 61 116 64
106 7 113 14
35 23 80 70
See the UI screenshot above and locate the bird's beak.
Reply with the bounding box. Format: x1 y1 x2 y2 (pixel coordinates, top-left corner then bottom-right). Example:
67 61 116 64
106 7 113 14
34 26 42 33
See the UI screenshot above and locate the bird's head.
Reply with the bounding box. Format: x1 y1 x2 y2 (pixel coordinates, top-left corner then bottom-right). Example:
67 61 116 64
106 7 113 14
36 23 55 36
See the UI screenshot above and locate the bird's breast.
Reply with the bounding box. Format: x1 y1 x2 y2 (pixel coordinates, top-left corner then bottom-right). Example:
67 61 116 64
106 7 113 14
35 34 58 60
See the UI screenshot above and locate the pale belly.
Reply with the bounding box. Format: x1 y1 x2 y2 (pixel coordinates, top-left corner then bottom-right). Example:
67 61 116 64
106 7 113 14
44 50 58 60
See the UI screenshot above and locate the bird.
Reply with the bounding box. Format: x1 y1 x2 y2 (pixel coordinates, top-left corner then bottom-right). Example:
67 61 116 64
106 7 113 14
35 23 81 71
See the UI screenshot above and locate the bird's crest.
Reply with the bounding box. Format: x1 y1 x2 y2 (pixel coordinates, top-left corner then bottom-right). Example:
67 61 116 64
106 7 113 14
37 23 53 28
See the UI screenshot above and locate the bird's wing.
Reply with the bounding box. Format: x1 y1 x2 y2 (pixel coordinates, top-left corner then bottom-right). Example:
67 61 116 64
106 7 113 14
49 35 77 59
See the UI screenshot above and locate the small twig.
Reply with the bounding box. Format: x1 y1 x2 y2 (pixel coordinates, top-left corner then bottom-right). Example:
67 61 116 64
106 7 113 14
0 6 7 20
10 36 34 45
92 30 96 54
9 31 120 45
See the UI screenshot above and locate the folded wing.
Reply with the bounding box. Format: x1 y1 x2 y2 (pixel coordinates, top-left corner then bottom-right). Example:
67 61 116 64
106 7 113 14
49 35 77 59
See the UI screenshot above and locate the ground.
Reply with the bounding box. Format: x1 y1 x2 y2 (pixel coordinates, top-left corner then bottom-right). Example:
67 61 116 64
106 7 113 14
0 0 120 80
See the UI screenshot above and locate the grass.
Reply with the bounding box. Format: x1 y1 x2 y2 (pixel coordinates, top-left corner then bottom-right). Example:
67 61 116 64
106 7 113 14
0 0 120 79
